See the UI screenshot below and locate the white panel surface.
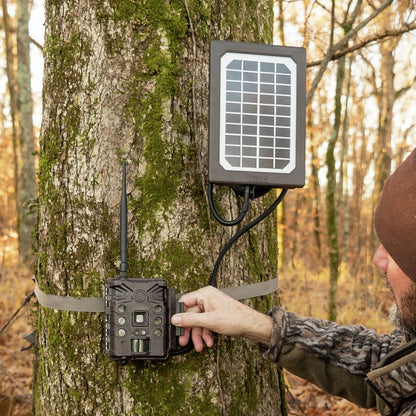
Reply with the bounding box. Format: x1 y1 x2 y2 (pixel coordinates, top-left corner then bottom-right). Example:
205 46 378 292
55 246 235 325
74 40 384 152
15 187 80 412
220 53 297 174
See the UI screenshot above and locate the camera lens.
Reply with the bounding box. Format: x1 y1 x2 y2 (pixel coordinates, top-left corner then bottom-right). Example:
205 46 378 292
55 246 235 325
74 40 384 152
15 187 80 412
133 312 147 325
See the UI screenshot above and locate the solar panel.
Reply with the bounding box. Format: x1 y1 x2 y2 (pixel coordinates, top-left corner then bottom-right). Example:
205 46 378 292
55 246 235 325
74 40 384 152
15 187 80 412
209 41 306 188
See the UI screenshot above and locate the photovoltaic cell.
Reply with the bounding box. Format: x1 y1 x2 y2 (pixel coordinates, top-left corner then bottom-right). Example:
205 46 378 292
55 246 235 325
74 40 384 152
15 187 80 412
219 53 297 174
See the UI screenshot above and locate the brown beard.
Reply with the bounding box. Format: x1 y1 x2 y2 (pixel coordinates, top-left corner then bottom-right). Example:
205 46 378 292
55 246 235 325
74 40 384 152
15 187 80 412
388 280 416 337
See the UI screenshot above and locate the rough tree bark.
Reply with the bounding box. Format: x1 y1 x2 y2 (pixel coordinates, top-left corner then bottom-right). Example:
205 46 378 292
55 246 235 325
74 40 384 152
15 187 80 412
34 1 285 415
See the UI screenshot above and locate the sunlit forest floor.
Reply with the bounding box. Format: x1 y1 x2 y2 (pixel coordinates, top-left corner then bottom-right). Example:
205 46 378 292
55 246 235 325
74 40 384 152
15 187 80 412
1 246 394 415
1 261 33 416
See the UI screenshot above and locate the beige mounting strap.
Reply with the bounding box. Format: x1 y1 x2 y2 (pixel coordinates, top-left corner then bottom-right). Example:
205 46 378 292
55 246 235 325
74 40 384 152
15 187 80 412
33 279 105 312
221 278 278 300
33 277 278 313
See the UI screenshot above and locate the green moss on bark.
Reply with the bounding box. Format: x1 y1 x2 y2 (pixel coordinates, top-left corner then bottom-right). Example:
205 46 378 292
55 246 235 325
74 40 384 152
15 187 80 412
36 0 282 414
125 355 220 415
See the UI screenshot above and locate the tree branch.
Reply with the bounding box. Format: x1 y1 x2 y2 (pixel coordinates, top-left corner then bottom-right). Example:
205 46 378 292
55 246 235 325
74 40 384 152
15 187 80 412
306 0 393 104
30 36 43 53
395 74 416 100
307 22 416 68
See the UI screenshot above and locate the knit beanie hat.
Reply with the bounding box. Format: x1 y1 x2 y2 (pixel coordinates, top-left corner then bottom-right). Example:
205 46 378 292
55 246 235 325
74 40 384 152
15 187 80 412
375 149 416 282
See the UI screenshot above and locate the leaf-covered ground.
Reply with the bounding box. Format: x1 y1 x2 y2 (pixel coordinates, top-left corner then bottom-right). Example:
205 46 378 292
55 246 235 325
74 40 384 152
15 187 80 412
0 265 33 416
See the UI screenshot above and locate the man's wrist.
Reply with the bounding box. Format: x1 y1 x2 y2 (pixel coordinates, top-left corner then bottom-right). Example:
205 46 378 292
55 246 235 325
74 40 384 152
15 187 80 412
244 310 273 346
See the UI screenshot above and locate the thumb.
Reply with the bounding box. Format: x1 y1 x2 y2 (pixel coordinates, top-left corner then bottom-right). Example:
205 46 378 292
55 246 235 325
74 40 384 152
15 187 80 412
171 314 183 326
171 312 208 329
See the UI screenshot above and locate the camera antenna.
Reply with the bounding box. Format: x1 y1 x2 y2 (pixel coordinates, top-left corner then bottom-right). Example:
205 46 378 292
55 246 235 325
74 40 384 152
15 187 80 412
120 162 128 279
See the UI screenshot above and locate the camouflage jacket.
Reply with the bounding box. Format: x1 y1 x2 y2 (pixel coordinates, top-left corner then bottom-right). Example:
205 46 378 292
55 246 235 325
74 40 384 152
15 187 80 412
263 307 416 415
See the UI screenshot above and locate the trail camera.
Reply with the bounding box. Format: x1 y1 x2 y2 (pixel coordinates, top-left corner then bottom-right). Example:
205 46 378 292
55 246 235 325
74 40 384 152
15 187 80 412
105 278 183 360
209 40 306 188
105 164 183 361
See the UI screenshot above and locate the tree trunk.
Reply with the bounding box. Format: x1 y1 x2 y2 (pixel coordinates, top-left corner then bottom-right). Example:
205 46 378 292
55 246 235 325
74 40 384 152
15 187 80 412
326 0 362 321
34 1 285 415
308 108 321 262
371 37 397 256
275 0 285 45
326 0 342 321
16 0 37 264
1 0 19 247
337 57 352 270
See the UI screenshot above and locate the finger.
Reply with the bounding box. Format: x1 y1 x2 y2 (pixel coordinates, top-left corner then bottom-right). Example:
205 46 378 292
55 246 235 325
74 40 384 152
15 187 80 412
183 304 202 314
179 286 218 309
178 328 190 346
191 326 204 352
202 327 214 348
179 292 203 309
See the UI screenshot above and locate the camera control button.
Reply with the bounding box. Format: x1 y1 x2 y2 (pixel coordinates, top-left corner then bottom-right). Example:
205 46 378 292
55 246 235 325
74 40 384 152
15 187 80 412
134 290 147 302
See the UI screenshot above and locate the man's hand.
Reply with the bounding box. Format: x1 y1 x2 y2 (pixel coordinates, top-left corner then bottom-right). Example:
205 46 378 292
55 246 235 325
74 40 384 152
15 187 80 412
171 286 273 352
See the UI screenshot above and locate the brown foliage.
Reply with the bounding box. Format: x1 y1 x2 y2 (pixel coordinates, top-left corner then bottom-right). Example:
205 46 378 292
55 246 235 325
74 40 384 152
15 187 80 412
0 264 34 416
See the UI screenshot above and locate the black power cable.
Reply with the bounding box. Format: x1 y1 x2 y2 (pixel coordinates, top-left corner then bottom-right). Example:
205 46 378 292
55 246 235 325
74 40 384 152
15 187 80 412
210 188 287 287
169 338 194 356
208 183 251 226
170 187 287 357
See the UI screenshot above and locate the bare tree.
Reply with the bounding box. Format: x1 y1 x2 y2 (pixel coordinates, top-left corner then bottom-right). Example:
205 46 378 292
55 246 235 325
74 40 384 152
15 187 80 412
16 0 37 264
1 0 37 264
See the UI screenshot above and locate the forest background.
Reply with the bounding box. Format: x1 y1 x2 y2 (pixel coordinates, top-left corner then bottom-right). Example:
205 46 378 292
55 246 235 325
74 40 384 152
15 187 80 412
1 0 416 415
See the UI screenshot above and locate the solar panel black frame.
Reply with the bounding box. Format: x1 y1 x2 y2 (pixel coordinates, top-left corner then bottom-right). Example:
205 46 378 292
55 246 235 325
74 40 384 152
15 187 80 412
209 40 306 188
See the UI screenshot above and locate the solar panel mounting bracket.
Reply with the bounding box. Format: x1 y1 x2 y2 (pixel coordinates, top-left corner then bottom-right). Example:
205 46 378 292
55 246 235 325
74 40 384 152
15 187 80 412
209 40 306 189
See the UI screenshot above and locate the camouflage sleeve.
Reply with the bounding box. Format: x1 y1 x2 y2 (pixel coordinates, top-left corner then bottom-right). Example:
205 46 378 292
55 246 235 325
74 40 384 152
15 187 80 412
262 306 404 409
397 401 416 416
366 344 416 416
